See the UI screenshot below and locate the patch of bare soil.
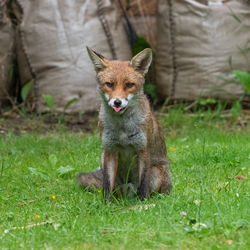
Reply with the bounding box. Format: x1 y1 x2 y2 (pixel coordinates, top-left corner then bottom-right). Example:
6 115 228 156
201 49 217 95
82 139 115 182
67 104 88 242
0 111 98 135
0 109 249 135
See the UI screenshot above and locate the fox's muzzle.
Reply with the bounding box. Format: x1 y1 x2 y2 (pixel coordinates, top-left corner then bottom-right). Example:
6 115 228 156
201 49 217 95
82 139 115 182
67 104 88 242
105 94 134 113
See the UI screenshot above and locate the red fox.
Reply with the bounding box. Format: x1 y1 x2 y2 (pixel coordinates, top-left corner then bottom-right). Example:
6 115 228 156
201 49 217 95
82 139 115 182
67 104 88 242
78 47 171 201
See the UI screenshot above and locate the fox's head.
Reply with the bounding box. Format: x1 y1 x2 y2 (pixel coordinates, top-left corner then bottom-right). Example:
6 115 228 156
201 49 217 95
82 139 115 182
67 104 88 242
87 47 152 114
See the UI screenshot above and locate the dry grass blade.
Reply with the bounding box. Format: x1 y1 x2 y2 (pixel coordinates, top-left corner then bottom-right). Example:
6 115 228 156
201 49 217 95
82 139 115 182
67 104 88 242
112 203 156 212
4 221 52 234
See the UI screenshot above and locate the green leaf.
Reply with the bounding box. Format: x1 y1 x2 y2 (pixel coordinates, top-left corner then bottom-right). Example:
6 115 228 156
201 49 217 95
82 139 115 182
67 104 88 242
132 35 152 56
42 94 54 109
192 222 207 231
57 165 75 177
144 83 157 100
232 70 250 93
207 98 216 104
21 80 33 102
228 56 232 69
184 226 194 233
228 8 242 23
231 101 242 116
48 154 58 168
233 219 248 230
28 167 50 180
199 99 216 105
64 98 79 111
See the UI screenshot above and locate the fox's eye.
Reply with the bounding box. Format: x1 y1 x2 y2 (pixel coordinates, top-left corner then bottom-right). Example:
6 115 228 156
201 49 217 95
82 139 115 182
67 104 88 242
126 83 135 89
105 82 114 88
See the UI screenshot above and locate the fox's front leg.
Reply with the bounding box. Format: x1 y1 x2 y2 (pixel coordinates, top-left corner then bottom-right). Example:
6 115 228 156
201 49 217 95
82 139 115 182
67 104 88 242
138 150 150 201
102 151 118 202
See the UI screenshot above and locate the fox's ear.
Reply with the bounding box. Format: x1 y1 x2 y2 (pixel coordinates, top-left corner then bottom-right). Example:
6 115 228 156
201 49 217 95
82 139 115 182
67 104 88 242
130 48 152 75
86 47 107 72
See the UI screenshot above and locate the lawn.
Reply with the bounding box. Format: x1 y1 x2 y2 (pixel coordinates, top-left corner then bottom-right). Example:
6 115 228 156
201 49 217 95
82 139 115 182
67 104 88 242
0 109 249 249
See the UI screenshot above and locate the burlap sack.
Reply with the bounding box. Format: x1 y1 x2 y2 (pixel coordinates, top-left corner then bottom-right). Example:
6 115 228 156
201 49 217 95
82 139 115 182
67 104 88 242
119 0 157 48
0 1 15 106
156 0 250 100
13 0 131 112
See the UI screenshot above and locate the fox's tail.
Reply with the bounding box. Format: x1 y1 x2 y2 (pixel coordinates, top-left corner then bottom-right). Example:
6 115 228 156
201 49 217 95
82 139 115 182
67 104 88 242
77 168 103 190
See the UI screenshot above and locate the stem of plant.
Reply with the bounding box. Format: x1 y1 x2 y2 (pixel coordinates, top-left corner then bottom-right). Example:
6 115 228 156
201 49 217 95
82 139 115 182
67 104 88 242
198 138 206 224
1 160 4 177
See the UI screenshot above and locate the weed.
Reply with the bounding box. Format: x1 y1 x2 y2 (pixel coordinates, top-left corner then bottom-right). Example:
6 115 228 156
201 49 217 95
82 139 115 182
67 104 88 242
21 80 33 104
42 94 54 111
41 94 79 124
58 97 79 123
232 70 250 94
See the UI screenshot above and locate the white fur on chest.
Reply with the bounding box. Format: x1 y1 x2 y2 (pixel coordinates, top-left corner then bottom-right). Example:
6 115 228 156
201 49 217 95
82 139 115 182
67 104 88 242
101 106 147 151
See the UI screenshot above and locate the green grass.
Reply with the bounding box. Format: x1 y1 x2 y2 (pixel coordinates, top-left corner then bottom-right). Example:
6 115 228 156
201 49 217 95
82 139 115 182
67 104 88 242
0 110 249 249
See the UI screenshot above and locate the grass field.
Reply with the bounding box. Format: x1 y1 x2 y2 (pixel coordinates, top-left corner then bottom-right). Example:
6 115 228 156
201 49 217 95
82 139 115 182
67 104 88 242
0 109 249 249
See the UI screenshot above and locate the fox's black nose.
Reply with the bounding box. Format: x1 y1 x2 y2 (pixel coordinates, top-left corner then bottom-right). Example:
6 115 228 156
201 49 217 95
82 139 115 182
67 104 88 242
114 99 122 107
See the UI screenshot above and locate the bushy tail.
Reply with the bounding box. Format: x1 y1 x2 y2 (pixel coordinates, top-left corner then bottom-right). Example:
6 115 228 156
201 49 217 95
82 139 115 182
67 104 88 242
77 168 103 190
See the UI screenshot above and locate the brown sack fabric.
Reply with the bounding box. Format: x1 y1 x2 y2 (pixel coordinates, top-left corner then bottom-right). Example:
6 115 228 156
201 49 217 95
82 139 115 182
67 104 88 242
14 0 131 112
0 1 15 106
119 0 158 48
156 0 250 101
